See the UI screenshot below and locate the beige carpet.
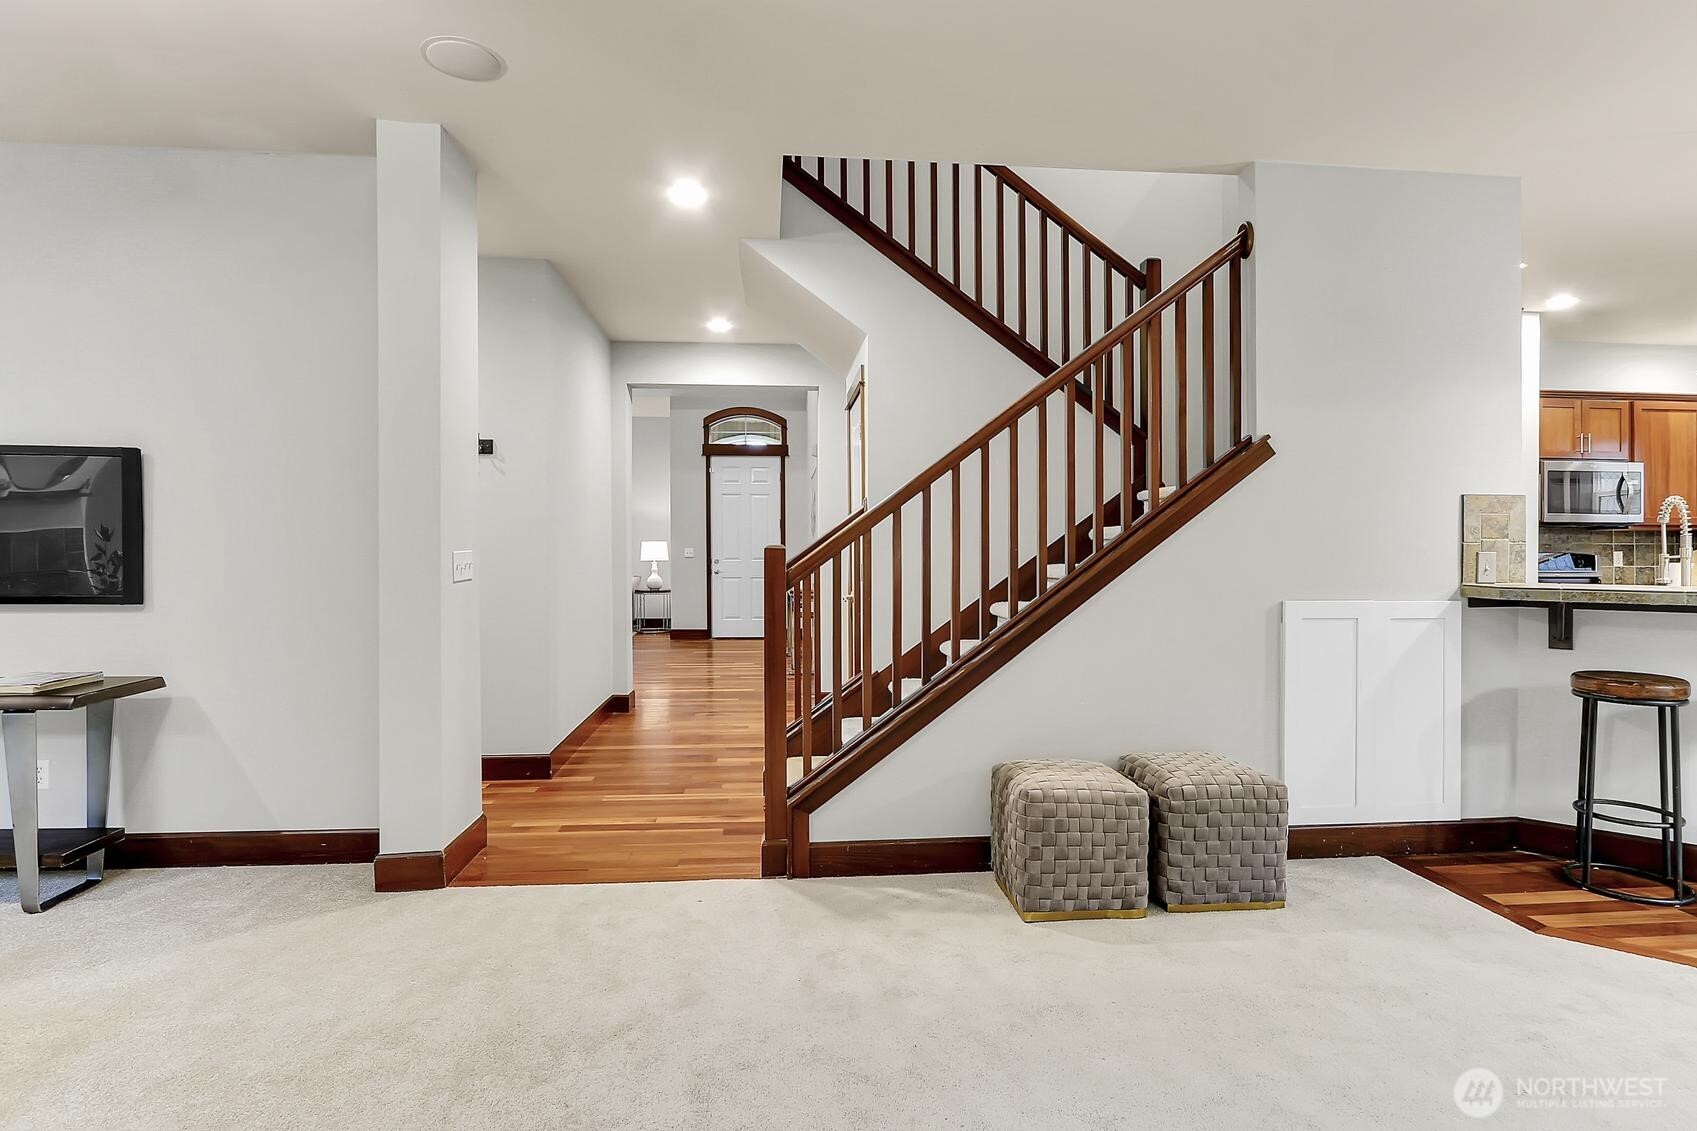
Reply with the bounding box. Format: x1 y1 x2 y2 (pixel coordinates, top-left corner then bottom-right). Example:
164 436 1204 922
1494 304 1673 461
1 858 1693 1129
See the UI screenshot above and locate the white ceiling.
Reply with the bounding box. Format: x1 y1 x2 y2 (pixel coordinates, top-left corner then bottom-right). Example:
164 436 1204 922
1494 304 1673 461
3 1 1695 344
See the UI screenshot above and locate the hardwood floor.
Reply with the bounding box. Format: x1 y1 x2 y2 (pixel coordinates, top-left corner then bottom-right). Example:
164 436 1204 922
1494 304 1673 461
453 635 766 887
1396 851 1697 969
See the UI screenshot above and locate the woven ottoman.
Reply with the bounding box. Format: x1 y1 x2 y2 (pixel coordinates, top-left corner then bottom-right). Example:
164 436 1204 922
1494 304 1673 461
990 759 1150 922
1116 752 1288 912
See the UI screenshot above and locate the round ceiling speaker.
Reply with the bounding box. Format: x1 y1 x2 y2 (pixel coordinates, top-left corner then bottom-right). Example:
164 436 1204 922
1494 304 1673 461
420 36 508 82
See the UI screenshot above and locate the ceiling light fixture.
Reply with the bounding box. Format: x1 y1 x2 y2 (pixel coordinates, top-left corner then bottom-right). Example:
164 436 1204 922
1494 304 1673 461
667 179 709 209
1545 292 1581 312
1520 262 1528 269
421 36 508 82
705 317 733 334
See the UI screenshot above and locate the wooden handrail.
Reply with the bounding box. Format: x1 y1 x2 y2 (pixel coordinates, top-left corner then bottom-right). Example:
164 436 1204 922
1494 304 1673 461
788 224 1252 578
981 165 1146 290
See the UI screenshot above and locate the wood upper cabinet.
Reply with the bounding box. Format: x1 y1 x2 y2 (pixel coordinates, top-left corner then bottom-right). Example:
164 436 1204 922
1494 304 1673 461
1632 400 1697 520
1539 396 1632 459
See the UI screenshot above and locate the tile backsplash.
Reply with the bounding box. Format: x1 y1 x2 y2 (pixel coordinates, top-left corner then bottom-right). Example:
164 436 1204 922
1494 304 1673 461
1540 525 1675 585
1461 494 1527 583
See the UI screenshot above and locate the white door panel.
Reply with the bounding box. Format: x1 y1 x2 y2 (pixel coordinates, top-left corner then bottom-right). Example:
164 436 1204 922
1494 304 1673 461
711 456 782 639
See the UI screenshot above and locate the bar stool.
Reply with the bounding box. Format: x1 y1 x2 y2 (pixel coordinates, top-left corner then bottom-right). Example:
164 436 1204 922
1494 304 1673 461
1566 670 1695 906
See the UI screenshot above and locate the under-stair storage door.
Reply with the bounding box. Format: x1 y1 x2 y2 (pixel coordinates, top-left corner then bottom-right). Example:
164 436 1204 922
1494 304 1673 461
1280 601 1461 825
711 455 783 639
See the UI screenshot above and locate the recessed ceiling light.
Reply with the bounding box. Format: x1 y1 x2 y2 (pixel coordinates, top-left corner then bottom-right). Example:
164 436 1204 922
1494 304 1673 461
667 179 709 209
705 316 733 334
1545 292 1580 311
1520 262 1528 270
421 36 508 82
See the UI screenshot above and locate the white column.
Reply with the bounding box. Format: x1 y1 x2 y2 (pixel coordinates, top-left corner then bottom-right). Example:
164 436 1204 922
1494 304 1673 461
376 121 483 855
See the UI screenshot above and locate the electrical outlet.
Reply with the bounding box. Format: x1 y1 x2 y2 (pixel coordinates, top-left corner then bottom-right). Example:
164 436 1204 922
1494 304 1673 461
1614 550 1625 568
452 550 475 583
1477 550 1498 584
683 548 695 559
36 762 47 790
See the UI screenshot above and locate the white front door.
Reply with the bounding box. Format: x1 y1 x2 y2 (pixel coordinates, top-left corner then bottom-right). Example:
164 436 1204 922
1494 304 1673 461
711 455 783 638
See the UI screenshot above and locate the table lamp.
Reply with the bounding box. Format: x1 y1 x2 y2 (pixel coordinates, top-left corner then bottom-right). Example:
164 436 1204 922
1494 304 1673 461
640 541 669 590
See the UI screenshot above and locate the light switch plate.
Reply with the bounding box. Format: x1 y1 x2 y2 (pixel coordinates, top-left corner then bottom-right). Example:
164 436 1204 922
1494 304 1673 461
683 548 695 558
452 550 475 583
36 762 47 790
1613 550 1625 568
1477 550 1498 584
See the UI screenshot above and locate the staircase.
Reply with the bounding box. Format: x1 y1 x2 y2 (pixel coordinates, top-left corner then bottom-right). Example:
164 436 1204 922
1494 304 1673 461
762 156 1273 878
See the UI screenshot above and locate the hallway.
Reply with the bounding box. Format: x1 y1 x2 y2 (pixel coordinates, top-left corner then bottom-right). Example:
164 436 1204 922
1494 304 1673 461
454 635 766 886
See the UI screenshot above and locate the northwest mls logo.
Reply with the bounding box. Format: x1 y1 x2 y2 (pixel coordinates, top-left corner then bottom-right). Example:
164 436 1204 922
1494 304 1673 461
1454 1068 1504 1118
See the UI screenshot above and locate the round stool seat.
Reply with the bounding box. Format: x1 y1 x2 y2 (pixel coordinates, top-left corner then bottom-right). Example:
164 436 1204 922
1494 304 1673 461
1571 670 1690 703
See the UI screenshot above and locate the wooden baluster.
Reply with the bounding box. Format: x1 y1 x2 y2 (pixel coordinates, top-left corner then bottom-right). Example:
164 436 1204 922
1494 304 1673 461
838 157 848 201
815 156 824 180
831 552 843 751
1039 221 1050 358
921 486 933 683
1120 337 1133 526
1064 376 1077 570
1093 356 1105 553
1017 197 1027 341
1230 255 1244 444
1203 274 1216 466
995 179 1005 322
884 161 894 239
890 508 903 707
791 582 803 721
1036 397 1049 595
1007 420 1020 618
860 532 872 728
906 162 917 254
950 466 962 662
951 165 961 286
761 546 788 869
1102 260 1112 347
800 572 813 775
861 159 871 219
1061 234 1071 361
979 442 991 636
1148 305 1164 512
974 166 983 304
1082 251 1092 365
1175 292 1189 486
929 162 939 270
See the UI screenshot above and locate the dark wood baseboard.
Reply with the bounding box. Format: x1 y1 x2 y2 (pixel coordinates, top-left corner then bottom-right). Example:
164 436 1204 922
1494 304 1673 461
810 836 992 878
109 829 378 869
373 813 487 893
548 691 636 770
669 628 711 641
481 753 552 781
1515 816 1697 875
1288 818 1517 859
800 818 1694 878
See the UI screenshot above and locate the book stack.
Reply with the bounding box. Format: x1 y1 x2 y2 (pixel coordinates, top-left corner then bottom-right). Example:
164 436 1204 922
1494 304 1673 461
0 672 104 696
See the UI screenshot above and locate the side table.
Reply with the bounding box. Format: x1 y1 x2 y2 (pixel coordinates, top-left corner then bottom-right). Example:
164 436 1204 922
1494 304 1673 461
1 676 166 913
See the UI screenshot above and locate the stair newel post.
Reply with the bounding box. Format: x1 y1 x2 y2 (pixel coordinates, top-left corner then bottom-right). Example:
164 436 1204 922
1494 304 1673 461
831 552 843 752
920 486 933 684
761 544 791 877
890 507 903 707
1230 223 1251 445
1202 273 1217 467
1036 397 1049 597
1140 257 1162 518
949 467 962 663
1175 292 1189 487
1007 418 1020 619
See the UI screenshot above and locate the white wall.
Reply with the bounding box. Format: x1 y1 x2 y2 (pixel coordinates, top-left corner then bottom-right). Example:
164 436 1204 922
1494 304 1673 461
811 162 1526 842
375 122 482 855
666 388 812 631
630 416 672 589
1541 339 1697 395
479 258 616 756
0 142 377 832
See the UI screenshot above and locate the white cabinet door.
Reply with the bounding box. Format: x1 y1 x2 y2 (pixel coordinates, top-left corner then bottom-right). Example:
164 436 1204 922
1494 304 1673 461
1281 601 1461 825
710 456 782 639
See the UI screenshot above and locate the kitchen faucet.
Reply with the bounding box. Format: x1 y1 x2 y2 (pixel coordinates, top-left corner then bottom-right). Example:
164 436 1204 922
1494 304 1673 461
1657 495 1692 586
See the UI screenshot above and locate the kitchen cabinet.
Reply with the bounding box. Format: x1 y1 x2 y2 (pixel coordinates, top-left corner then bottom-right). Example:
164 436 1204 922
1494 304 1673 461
1632 400 1697 521
1539 396 1632 459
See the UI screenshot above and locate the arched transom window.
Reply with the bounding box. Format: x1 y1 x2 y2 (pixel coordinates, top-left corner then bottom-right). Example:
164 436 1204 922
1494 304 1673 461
703 407 787 452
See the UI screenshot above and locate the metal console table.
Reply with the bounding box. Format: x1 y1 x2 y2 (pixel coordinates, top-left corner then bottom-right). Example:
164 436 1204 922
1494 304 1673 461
632 587 672 634
1 676 165 913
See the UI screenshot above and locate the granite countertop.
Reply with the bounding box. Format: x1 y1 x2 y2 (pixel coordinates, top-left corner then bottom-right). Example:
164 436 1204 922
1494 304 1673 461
1461 581 1697 607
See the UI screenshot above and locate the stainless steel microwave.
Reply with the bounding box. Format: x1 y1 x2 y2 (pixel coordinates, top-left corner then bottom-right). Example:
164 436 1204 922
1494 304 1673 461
1541 459 1645 525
